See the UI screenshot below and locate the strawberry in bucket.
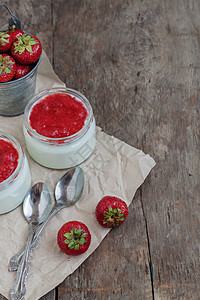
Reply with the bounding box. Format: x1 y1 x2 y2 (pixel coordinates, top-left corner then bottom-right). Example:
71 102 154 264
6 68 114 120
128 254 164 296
11 34 42 65
0 3 42 116
0 54 16 83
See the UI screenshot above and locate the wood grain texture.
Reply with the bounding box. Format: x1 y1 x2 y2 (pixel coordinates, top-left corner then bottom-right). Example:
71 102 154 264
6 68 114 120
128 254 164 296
57 192 152 300
0 0 52 61
135 1 200 299
52 1 153 299
0 0 199 299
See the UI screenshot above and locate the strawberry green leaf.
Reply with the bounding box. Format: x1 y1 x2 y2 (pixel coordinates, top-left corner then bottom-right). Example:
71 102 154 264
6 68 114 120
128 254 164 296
29 40 38 45
74 244 80 250
79 238 85 245
26 45 33 53
0 33 10 38
103 206 125 226
63 227 88 250
19 48 25 54
63 233 72 239
75 228 83 236
81 233 88 238
5 67 12 74
68 241 75 249
0 39 8 46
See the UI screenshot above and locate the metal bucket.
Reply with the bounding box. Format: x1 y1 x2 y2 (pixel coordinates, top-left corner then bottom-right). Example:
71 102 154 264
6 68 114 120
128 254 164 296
0 3 41 116
0 55 41 116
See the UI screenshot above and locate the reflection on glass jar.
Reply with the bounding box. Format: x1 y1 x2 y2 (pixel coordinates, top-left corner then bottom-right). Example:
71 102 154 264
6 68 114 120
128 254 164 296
23 87 96 169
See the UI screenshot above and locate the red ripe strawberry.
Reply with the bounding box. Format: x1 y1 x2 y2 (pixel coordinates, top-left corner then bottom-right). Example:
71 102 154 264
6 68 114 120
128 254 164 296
13 63 32 79
57 221 91 256
96 196 129 228
0 31 12 52
7 25 24 42
10 30 24 42
11 33 42 64
0 54 16 83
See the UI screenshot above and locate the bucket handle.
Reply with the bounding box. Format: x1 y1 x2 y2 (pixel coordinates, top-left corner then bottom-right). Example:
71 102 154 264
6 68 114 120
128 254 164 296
0 3 21 31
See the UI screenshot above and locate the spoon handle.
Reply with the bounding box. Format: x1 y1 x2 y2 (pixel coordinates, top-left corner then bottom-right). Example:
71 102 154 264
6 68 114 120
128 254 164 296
8 205 63 272
31 205 63 248
10 224 37 300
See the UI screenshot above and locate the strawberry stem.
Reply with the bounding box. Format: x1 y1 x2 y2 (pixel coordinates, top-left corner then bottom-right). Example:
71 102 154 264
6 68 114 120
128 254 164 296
103 206 125 227
63 228 88 250
13 34 38 54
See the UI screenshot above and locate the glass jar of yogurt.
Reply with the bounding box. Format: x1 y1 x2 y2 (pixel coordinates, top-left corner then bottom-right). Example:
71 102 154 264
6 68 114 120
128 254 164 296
0 132 31 214
23 87 96 169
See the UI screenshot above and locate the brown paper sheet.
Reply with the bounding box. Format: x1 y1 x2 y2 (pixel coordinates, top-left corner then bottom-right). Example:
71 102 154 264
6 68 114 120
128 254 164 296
0 51 156 300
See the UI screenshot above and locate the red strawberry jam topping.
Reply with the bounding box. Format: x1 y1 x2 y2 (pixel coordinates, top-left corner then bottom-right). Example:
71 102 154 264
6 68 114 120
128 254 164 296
0 139 19 183
29 93 88 138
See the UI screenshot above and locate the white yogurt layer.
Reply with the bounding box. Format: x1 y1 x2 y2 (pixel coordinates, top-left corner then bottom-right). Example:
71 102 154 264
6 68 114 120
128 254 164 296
0 156 31 214
23 118 96 169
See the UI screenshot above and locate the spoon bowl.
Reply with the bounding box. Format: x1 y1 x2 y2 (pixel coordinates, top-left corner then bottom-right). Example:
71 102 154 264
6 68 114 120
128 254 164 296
55 167 84 206
23 182 53 224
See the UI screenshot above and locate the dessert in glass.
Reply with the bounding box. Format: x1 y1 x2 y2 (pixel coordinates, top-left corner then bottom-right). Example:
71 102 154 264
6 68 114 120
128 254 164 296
0 132 31 214
23 87 96 169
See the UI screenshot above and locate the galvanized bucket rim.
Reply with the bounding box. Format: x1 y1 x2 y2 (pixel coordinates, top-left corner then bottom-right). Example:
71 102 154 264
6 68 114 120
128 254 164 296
0 53 42 85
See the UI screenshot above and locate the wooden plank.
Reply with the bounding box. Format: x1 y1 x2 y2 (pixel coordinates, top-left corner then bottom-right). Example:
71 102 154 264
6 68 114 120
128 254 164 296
52 0 200 299
125 0 200 299
52 0 153 299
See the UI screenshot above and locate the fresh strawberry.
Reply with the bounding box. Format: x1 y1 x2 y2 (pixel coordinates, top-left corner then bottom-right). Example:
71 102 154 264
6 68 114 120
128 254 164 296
57 221 91 256
10 30 24 43
10 33 42 64
0 54 16 82
13 63 32 79
7 25 24 42
96 196 129 228
0 31 12 52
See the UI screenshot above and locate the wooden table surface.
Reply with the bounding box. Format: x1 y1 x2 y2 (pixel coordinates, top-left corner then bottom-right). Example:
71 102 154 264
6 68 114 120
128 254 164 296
1 0 200 299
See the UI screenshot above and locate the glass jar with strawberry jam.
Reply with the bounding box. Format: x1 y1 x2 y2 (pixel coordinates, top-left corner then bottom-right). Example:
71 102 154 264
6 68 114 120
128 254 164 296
0 132 31 214
23 88 96 169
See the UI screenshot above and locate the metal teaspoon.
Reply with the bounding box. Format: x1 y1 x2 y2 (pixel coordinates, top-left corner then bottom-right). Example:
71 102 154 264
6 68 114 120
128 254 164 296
9 167 85 272
10 182 53 300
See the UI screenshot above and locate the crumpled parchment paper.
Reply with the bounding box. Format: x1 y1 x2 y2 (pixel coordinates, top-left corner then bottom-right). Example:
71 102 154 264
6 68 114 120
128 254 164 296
0 51 156 300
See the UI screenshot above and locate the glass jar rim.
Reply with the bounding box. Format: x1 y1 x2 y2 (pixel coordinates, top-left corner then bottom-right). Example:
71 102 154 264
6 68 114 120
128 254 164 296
0 131 24 189
23 87 94 144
